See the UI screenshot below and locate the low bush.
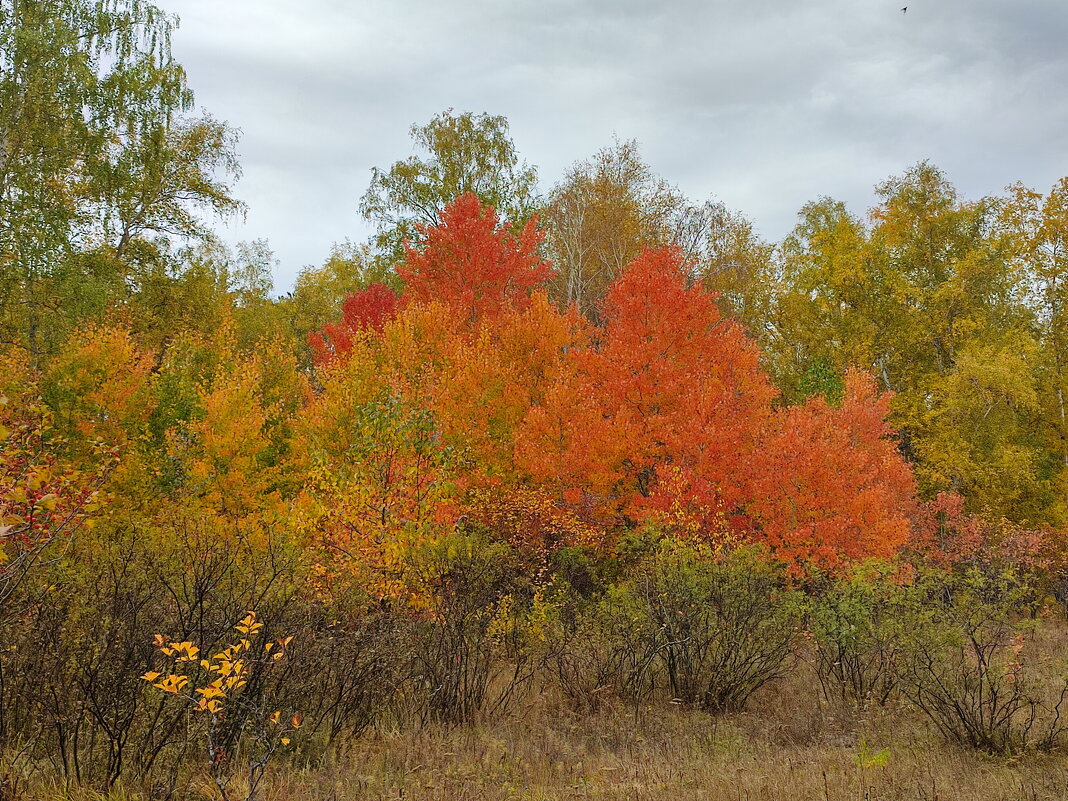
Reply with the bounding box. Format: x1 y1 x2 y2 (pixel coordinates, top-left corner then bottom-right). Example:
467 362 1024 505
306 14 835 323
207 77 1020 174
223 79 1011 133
895 568 1068 754
402 527 540 725
808 563 903 705
550 581 661 712
638 542 801 713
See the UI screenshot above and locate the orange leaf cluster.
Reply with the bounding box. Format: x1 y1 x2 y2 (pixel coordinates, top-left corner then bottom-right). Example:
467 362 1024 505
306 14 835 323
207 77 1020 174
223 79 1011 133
397 192 551 325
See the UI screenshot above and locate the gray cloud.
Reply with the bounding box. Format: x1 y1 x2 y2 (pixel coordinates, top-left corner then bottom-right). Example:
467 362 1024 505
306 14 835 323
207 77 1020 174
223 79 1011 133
166 0 1068 291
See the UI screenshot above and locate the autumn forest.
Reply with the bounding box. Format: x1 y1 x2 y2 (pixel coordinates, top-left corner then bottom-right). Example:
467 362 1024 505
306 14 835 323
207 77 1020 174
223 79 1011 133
4 2 1068 800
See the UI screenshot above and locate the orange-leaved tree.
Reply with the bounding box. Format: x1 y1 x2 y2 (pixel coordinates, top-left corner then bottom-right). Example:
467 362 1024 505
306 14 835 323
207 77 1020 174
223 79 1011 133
166 329 304 523
307 221 923 573
752 370 918 572
45 324 156 449
397 192 551 325
399 292 586 482
518 246 776 543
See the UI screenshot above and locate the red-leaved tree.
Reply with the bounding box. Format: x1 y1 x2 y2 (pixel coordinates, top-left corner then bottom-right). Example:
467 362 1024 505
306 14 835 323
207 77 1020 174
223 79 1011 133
397 193 551 325
752 371 918 572
308 282 400 365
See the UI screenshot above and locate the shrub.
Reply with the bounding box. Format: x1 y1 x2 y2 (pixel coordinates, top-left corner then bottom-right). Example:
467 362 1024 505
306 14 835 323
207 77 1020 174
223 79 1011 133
141 611 302 801
403 528 538 725
278 605 404 747
808 564 903 705
638 541 801 713
895 568 1068 754
550 581 661 712
0 518 305 790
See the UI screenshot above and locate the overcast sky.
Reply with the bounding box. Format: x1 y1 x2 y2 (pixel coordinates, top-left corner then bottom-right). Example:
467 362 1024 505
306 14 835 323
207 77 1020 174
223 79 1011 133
165 0 1068 292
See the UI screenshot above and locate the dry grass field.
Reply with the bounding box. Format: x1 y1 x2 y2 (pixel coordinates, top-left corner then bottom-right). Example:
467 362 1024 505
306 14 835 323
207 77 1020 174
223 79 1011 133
14 656 1068 801
271 706 1068 801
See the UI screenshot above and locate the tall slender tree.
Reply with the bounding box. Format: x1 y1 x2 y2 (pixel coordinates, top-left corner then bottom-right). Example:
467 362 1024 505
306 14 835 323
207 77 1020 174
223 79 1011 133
0 0 241 359
359 109 539 269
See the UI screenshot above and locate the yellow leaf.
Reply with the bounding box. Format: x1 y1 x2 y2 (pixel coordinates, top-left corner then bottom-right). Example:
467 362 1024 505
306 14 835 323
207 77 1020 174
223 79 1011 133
172 642 199 661
236 612 258 635
280 738 290 746
152 674 189 695
140 671 160 682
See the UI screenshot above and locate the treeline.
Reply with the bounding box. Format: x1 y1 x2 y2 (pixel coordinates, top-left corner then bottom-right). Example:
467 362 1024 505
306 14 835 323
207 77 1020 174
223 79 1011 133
346 117 1068 530
4 1 1068 798
2 13 1065 530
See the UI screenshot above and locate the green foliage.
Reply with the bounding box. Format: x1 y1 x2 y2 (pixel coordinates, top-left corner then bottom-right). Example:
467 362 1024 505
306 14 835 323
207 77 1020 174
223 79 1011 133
0 0 241 360
403 526 536 725
548 542 803 715
797 354 845 406
550 578 661 711
808 562 903 705
636 542 801 712
359 109 539 269
854 739 891 770
99 115 244 258
90 238 233 353
894 567 1068 754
